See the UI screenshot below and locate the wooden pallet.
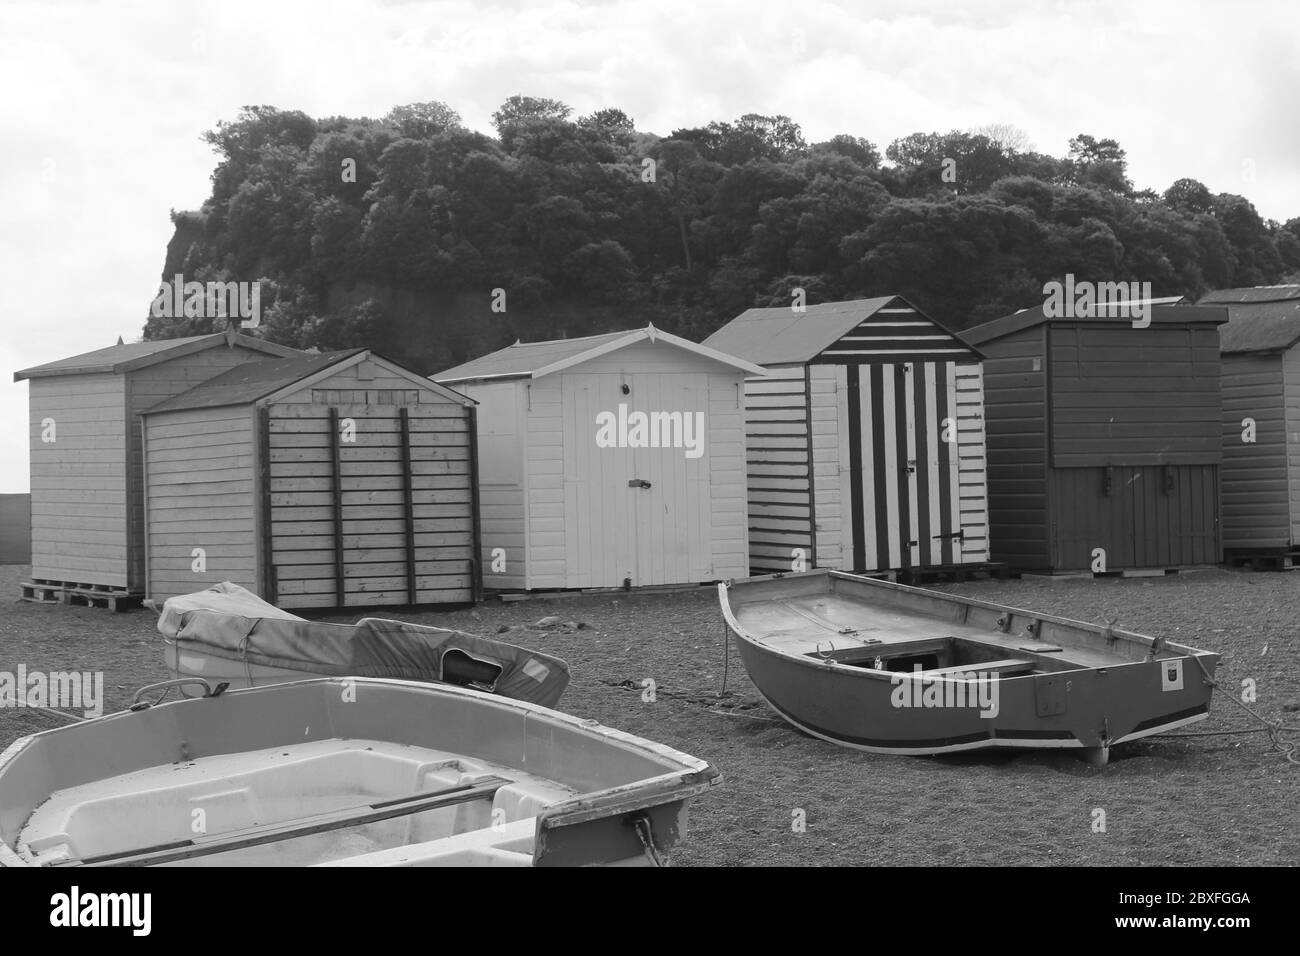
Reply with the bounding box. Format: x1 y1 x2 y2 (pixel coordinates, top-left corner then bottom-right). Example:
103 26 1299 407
1224 551 1300 572
897 563 1011 586
20 581 143 612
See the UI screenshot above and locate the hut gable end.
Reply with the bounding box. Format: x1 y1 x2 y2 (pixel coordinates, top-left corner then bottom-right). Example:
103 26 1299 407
812 300 980 365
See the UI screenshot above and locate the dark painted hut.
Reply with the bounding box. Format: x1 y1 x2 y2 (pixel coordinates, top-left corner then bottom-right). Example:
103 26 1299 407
1198 285 1300 562
962 302 1229 573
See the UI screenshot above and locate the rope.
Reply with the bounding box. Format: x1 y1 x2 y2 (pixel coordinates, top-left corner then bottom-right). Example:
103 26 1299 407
1175 654 1300 766
19 705 85 724
632 815 668 867
720 613 730 697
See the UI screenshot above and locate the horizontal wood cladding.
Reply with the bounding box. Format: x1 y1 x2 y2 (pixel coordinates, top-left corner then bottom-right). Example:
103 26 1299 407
745 366 812 573
810 301 979 365
28 373 129 586
1048 324 1223 466
264 403 475 607
1220 353 1290 550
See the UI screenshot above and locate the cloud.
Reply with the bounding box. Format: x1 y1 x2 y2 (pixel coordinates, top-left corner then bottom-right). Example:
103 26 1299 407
0 0 1296 491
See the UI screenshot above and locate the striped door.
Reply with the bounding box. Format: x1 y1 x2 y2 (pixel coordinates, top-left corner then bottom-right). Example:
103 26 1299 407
837 362 962 570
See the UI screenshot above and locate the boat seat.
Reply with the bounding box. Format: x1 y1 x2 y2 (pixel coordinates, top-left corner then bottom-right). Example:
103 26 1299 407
916 658 1036 678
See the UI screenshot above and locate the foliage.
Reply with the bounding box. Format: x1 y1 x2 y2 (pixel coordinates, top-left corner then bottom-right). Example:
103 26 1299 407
146 102 1298 372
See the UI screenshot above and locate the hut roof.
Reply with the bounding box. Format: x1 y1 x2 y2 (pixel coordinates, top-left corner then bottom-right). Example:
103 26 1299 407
702 295 978 365
962 300 1225 346
1197 286 1300 354
142 349 474 415
14 330 298 381
435 324 764 383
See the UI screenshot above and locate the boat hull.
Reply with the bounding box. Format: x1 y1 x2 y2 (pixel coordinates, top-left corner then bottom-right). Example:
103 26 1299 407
0 678 719 867
721 570 1219 758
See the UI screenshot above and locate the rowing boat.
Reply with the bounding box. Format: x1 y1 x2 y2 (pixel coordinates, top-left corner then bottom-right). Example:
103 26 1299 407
157 582 570 708
719 569 1219 764
0 677 719 867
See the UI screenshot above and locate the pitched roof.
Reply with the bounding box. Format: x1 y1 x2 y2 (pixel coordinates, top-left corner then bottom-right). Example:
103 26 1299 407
962 300 1226 346
435 324 764 383
142 350 366 414
13 330 299 381
1196 286 1300 354
701 295 978 365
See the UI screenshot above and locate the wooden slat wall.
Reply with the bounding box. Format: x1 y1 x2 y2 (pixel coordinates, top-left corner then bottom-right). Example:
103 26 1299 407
1285 348 1300 546
455 382 526 590
706 372 749 581
125 347 278 590
1049 464 1221 569
266 402 475 608
29 373 129 586
977 326 1050 569
954 362 990 563
145 407 258 599
1049 323 1223 466
745 366 812 574
1220 353 1289 550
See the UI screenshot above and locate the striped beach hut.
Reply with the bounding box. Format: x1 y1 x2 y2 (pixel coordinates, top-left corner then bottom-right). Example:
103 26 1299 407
142 348 480 609
436 325 762 591
964 301 1228 573
702 296 991 576
1198 285 1300 565
14 330 299 604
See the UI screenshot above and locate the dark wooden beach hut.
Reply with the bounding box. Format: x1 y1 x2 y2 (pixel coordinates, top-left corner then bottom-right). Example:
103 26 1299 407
962 302 1229 573
1198 285 1300 564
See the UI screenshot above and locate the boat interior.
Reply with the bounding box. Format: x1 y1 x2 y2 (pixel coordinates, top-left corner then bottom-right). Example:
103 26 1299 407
725 570 1189 677
1 679 713 868
18 739 571 867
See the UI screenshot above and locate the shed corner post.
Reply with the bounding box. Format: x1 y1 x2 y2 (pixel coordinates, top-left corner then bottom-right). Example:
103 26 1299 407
256 404 277 604
468 403 484 602
327 406 345 608
398 406 417 606
141 414 150 600
804 363 818 569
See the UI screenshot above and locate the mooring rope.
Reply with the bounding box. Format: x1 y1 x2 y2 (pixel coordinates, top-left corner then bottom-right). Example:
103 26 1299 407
1150 655 1299 766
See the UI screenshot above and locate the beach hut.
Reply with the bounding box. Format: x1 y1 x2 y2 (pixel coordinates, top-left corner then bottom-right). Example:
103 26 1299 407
962 301 1229 573
1197 285 1300 565
14 330 299 604
702 296 991 576
435 325 763 591
141 348 480 609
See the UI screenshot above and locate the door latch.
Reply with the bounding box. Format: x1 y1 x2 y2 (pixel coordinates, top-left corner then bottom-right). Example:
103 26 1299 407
628 478 652 489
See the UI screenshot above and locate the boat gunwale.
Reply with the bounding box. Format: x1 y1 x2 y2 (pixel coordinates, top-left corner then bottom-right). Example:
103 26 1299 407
718 570 1219 682
0 676 721 867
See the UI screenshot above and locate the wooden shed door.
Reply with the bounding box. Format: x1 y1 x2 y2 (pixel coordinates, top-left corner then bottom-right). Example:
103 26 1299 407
562 373 711 587
260 403 476 608
838 362 962 571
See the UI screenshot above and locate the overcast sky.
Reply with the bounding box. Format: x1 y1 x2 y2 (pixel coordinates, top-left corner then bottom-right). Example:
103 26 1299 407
1 0 1297 491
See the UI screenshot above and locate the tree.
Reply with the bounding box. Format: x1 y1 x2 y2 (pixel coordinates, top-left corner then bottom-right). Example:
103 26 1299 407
383 101 462 138
1067 134 1131 193
491 95 573 132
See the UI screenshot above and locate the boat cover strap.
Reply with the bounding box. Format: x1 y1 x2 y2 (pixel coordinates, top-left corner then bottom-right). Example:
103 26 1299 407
156 582 570 708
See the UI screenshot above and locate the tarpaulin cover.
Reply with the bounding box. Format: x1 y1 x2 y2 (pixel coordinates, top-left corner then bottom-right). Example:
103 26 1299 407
157 582 570 708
